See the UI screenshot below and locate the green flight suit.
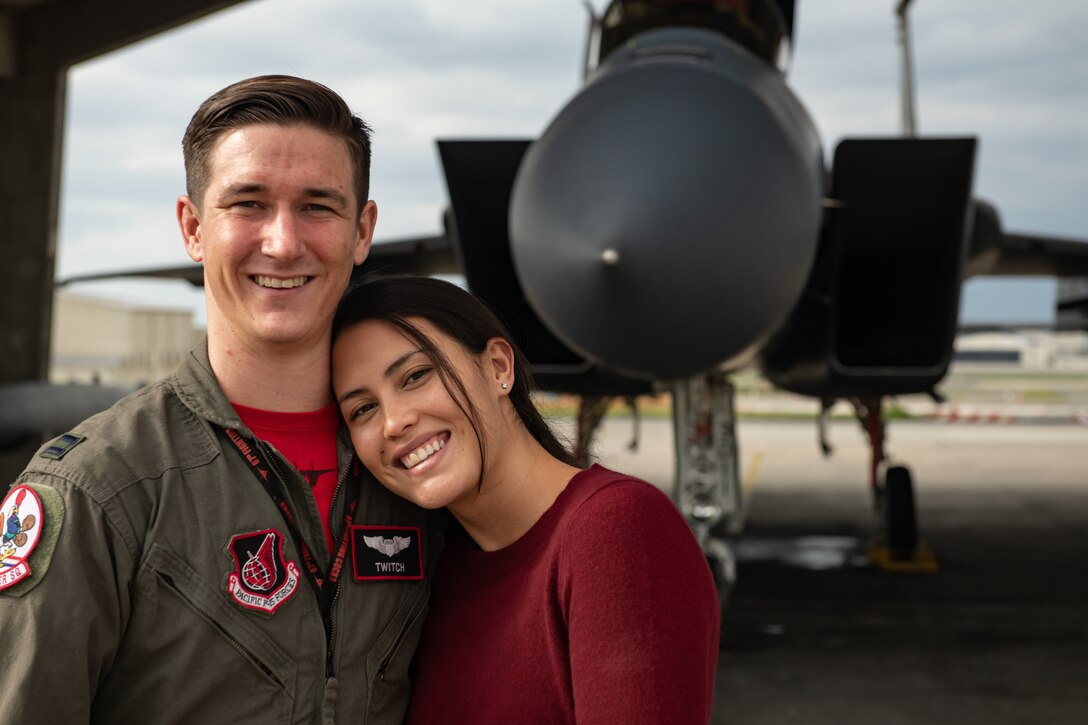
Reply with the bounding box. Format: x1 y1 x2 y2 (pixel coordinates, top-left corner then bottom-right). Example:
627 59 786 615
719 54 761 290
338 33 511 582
0 341 445 723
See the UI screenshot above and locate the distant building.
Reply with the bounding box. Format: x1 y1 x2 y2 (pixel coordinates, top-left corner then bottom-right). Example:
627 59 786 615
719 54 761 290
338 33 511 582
50 293 203 388
953 330 1088 370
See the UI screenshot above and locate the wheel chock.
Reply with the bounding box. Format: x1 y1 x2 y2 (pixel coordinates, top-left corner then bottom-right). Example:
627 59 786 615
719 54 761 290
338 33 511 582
867 541 939 573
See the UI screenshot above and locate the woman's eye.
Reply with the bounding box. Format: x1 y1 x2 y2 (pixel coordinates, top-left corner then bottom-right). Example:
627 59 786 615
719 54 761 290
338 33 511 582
405 367 431 386
351 402 377 420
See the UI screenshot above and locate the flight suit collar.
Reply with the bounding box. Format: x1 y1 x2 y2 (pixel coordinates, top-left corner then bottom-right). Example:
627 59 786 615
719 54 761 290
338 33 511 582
172 336 248 432
173 335 361 570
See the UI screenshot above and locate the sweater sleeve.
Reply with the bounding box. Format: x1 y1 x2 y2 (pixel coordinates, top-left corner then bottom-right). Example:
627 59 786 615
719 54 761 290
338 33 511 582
558 477 720 724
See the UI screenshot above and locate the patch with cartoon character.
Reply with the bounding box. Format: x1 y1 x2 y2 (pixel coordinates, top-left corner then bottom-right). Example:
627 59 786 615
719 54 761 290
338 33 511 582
226 529 300 614
0 486 44 591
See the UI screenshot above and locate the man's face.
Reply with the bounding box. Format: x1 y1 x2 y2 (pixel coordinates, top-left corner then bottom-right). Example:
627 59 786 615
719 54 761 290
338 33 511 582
177 123 376 353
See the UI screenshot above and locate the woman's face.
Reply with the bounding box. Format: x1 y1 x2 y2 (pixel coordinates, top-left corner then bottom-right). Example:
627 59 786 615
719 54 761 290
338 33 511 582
332 318 507 511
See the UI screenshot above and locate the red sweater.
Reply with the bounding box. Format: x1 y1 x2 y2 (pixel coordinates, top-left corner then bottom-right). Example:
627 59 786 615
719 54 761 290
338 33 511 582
406 465 719 724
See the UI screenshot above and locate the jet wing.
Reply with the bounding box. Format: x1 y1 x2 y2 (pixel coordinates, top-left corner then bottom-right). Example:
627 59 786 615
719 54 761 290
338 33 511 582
0 381 130 448
56 233 458 288
354 232 459 277
964 200 1088 278
57 264 205 287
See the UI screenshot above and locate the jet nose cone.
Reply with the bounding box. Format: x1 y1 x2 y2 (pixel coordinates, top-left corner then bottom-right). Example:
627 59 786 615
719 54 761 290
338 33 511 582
510 28 824 380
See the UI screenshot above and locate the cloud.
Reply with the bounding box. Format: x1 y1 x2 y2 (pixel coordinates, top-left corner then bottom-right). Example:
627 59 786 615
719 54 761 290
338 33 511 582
54 0 1087 327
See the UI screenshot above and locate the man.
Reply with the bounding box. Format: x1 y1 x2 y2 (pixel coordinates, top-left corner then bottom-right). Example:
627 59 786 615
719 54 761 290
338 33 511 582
0 75 443 723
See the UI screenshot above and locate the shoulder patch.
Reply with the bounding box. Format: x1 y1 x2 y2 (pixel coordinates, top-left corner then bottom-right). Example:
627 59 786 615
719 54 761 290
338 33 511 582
40 433 87 461
0 484 64 596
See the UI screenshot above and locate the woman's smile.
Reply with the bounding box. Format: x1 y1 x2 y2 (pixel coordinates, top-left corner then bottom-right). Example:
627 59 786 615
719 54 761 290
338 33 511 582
396 432 450 471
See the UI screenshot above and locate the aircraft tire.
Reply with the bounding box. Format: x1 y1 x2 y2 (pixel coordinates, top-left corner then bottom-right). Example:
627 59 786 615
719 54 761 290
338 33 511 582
703 538 735 647
884 465 918 557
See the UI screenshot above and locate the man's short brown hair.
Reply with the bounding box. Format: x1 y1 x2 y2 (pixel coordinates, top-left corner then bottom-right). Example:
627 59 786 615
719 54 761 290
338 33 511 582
182 75 373 210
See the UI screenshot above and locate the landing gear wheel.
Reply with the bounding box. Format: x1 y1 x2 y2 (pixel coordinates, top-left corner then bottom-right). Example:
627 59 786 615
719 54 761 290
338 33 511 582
883 465 917 558
703 538 735 648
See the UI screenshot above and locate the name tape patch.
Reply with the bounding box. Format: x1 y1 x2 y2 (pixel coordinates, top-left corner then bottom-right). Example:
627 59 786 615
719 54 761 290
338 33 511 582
351 525 423 581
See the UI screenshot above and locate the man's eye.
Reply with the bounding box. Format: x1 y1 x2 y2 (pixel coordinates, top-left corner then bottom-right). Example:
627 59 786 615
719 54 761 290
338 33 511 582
233 200 260 209
306 203 334 212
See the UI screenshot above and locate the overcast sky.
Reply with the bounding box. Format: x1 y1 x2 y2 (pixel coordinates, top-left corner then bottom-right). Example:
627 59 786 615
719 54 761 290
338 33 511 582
56 0 1087 326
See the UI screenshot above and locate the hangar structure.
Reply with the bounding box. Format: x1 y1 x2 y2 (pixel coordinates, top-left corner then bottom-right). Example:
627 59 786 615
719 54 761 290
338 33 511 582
0 0 249 482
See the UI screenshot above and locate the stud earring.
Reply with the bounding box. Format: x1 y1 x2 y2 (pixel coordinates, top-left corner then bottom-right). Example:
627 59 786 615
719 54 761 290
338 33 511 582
500 382 509 390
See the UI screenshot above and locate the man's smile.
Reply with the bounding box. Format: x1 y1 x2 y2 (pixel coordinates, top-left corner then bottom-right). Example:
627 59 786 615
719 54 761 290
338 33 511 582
253 275 310 289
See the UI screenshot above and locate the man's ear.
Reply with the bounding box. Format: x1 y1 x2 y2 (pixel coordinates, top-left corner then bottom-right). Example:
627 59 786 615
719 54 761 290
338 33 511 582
354 200 378 266
177 196 204 262
485 337 516 393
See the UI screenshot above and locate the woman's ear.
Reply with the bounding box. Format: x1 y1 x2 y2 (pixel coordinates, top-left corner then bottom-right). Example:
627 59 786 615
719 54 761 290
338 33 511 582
484 337 516 394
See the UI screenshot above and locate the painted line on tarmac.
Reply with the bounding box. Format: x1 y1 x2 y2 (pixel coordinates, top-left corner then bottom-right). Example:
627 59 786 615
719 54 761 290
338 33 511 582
729 450 764 535
742 451 764 493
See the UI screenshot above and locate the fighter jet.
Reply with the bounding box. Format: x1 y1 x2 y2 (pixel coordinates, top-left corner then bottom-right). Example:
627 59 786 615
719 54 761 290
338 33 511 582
381 0 1088 586
47 0 1088 595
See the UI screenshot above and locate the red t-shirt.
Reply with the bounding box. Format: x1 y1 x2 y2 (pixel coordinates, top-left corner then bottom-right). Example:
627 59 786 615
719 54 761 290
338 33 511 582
405 465 720 724
232 402 341 554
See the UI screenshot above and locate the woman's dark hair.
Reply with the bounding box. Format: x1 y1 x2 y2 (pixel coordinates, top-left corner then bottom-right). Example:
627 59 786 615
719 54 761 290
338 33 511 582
333 276 579 484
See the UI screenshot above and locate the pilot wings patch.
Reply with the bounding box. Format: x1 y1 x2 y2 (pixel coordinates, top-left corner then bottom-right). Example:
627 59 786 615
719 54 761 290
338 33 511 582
363 535 411 557
351 525 423 581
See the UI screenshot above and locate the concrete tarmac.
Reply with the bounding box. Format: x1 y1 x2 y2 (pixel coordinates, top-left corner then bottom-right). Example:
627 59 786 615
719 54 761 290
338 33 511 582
586 417 1088 724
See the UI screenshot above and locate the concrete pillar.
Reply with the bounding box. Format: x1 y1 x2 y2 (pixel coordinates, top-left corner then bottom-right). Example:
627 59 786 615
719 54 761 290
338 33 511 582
0 0 247 485
0 68 66 483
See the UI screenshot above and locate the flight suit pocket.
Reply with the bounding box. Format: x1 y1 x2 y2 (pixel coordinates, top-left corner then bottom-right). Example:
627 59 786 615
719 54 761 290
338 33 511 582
141 544 296 723
362 580 431 724
375 582 429 681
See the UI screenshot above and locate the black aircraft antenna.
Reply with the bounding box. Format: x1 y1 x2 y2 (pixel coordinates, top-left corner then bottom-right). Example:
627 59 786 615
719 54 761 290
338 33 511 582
581 1 602 79
896 0 918 137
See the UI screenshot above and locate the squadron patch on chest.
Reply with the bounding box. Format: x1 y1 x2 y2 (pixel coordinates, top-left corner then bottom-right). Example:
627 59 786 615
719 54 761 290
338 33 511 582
0 486 45 592
226 529 300 614
351 525 423 581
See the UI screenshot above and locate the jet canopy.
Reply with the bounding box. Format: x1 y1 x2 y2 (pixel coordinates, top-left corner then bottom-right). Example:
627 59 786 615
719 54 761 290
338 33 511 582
598 0 793 70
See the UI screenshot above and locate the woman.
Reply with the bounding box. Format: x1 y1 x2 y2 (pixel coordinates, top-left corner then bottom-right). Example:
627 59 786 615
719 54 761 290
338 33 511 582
332 276 719 723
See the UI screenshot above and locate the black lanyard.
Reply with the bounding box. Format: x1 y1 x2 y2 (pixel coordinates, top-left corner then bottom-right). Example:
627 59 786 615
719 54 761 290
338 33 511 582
217 426 361 612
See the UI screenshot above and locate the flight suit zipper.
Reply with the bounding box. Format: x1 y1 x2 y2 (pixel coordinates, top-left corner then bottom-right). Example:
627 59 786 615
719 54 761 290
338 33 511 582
325 465 349 676
259 441 310 537
328 464 349 542
259 442 339 666
158 571 285 689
